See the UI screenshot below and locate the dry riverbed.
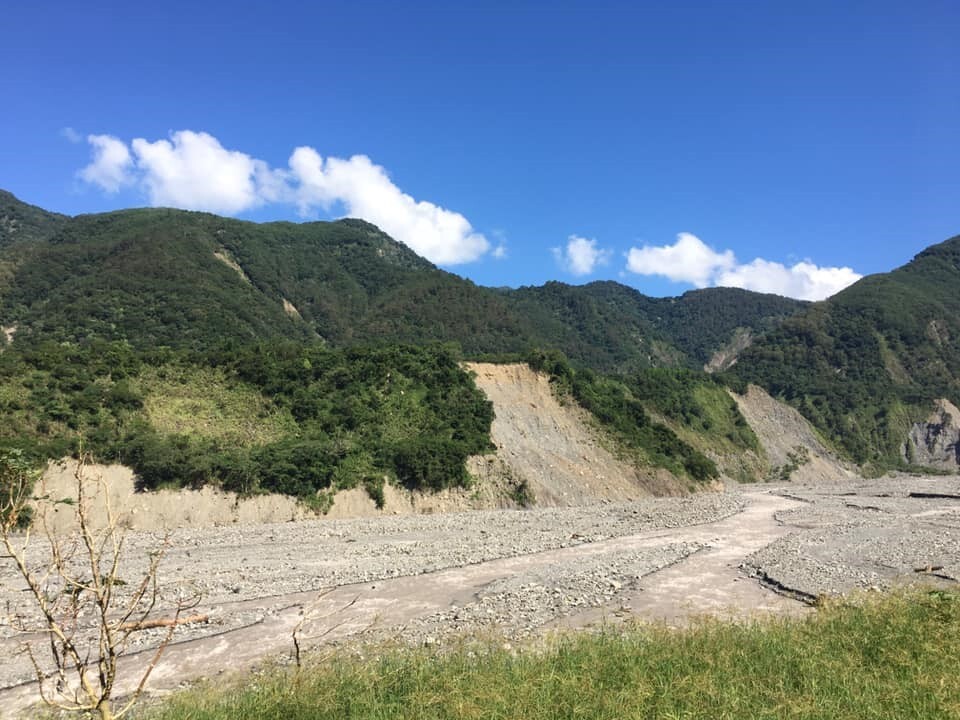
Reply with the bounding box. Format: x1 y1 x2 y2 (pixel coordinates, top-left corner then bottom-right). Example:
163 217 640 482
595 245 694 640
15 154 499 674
1 475 959 717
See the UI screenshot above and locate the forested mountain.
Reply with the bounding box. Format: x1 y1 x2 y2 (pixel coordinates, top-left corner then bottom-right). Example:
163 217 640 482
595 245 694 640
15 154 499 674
731 234 960 470
0 190 796 501
0 191 803 371
0 189 68 248
2 189 957 480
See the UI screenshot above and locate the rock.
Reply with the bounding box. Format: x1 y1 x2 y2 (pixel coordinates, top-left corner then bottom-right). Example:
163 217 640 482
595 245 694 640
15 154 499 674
903 399 960 470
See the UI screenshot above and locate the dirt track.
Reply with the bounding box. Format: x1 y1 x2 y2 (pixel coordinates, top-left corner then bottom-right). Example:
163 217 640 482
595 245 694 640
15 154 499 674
3 477 959 718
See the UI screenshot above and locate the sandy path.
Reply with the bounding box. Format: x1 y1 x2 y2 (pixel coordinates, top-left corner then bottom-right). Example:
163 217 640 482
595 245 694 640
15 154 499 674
0 490 802 718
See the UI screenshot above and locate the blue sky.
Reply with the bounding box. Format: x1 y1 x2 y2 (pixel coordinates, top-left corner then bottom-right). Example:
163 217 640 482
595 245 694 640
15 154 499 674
1 1 957 299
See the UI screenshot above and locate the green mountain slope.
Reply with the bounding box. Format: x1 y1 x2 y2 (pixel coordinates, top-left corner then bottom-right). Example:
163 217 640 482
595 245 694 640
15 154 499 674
731 234 960 470
0 190 67 248
0 191 804 370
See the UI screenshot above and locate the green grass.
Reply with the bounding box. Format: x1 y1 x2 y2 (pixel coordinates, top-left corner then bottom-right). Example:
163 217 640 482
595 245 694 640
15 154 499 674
139 589 960 720
136 365 297 447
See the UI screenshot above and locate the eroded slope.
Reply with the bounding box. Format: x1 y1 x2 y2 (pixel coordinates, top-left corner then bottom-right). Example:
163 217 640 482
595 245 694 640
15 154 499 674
466 363 688 504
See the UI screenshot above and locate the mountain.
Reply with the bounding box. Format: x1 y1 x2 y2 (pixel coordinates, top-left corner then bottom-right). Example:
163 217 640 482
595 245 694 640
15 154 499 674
0 191 804 371
0 189 68 248
731 234 960 471
5 189 956 477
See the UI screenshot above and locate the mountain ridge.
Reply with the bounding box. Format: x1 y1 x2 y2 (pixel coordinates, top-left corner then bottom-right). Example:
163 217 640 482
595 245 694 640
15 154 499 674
0 189 806 372
730 233 960 470
2 188 957 477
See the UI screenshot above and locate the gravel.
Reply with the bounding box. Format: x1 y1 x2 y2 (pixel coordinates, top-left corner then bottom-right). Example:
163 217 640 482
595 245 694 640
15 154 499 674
397 542 704 644
743 475 960 598
148 492 745 603
0 493 742 689
4 474 960 699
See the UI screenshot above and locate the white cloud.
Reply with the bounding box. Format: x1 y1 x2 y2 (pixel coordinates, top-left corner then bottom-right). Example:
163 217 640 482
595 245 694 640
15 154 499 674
715 258 862 301
288 148 488 264
626 232 735 287
626 233 861 301
78 134 133 193
553 235 611 276
131 131 270 215
77 130 489 265
492 243 507 259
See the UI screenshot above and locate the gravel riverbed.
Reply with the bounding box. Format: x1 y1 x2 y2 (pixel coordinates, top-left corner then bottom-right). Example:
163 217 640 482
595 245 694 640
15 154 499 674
2 475 960 711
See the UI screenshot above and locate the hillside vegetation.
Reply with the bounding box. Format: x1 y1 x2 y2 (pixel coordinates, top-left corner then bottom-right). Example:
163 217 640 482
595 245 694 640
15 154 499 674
526 349 760 484
1 189 958 482
0 192 804 372
731 235 960 471
0 341 495 504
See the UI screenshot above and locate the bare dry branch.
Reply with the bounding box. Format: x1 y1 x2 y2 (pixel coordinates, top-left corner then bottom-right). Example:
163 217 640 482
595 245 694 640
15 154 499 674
1 451 194 720
291 591 369 669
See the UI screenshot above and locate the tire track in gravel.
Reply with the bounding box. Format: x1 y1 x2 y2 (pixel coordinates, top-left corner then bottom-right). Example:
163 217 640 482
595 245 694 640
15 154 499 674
0 491 803 718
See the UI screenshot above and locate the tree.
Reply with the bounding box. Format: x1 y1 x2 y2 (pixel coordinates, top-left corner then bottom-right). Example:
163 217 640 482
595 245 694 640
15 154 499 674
1 451 200 720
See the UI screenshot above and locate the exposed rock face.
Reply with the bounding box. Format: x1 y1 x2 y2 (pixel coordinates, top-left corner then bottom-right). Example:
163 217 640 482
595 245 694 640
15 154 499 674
904 399 960 469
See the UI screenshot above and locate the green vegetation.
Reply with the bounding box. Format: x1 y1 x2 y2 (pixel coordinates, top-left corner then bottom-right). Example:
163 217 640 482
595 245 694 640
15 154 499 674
627 367 760 453
526 350 722 483
140 589 960 720
3 191 960 480
0 192 804 372
0 448 38 528
0 189 67 249
508 281 804 372
136 365 298 447
732 235 960 471
0 341 494 501
526 349 763 483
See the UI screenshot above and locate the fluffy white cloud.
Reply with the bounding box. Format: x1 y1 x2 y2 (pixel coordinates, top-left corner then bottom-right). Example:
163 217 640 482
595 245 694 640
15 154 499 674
77 131 489 265
78 134 133 193
626 233 861 301
626 232 735 287
553 235 611 276
130 131 271 215
715 259 862 301
288 148 488 264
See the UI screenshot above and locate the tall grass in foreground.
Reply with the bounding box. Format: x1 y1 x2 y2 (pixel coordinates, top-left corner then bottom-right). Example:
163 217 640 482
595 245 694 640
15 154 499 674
141 590 960 720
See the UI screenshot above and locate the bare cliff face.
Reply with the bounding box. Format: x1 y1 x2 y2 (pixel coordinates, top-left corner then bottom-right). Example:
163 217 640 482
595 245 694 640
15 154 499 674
904 399 960 470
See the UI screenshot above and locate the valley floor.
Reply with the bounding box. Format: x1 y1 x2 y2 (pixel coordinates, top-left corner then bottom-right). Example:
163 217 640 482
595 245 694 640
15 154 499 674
1 476 959 718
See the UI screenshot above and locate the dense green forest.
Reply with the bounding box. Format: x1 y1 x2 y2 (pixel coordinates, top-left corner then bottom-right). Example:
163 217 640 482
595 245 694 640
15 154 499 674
0 192 804 372
0 341 496 505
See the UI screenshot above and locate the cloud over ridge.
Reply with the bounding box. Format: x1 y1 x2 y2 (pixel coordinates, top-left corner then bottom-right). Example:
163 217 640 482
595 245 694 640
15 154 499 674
626 233 861 301
78 130 489 265
552 235 611 276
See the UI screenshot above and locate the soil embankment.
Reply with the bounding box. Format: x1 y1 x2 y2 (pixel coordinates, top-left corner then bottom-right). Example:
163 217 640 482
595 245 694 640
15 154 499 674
731 384 852 483
465 362 687 504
